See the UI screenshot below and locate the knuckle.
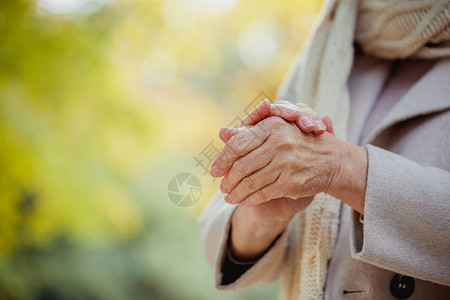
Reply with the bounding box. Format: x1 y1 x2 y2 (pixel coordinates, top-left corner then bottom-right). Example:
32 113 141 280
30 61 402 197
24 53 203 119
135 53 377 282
242 176 255 190
261 115 275 126
230 136 246 152
215 157 229 173
243 112 256 124
279 174 297 196
271 116 285 125
226 140 240 155
215 157 225 169
275 136 296 152
248 126 261 138
279 157 292 170
233 160 245 175
265 116 286 131
286 178 298 192
256 188 267 201
292 175 307 190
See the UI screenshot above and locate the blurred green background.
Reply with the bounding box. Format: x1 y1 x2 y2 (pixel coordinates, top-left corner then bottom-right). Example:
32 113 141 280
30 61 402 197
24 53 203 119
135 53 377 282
0 0 321 299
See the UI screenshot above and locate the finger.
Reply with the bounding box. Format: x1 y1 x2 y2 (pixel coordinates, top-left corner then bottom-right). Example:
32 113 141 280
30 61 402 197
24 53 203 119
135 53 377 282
322 116 334 135
312 118 326 135
292 102 322 133
294 114 316 133
211 125 270 177
239 181 279 207
268 103 301 122
220 142 273 193
225 160 280 204
219 127 246 143
241 99 271 126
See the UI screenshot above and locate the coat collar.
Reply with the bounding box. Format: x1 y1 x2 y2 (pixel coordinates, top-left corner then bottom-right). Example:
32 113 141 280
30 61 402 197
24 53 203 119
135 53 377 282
362 58 450 146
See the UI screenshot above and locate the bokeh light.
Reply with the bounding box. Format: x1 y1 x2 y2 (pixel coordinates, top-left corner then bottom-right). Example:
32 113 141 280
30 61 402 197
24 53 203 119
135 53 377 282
37 0 113 16
142 48 178 88
237 17 284 69
163 0 201 30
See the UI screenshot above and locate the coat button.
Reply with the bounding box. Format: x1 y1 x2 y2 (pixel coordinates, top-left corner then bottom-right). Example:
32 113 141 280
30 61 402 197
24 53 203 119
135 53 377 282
390 274 415 299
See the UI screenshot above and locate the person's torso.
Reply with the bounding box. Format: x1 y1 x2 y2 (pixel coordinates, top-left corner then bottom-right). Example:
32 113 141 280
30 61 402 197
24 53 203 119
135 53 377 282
324 55 450 300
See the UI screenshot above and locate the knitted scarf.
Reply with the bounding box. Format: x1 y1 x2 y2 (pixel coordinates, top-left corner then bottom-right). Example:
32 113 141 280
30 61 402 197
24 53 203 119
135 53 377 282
276 0 450 299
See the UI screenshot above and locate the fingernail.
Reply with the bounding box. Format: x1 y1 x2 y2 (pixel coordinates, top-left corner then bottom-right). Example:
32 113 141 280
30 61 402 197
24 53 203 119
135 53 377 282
210 166 219 177
225 194 232 204
285 108 296 114
300 117 314 127
315 120 326 131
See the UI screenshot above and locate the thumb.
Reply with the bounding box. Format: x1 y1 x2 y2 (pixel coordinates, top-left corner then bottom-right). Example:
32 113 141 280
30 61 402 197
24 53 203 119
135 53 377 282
219 127 247 143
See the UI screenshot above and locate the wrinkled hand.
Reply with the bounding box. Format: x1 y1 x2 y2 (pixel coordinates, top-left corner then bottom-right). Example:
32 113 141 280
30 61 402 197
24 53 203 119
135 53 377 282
219 118 317 223
211 116 339 207
240 99 334 135
219 102 338 260
214 100 335 228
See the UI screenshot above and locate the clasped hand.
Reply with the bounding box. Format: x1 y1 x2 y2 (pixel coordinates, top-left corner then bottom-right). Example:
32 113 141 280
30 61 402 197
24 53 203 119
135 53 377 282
210 99 339 208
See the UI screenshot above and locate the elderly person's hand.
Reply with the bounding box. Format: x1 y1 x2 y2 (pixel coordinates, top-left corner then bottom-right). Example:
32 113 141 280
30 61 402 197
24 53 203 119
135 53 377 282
239 99 334 136
217 101 337 259
211 116 367 215
212 116 335 202
212 102 366 259
213 101 333 222
218 123 320 227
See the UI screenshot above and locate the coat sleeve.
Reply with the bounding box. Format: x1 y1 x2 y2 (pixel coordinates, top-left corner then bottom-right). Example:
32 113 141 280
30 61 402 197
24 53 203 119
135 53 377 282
350 144 450 286
198 191 290 290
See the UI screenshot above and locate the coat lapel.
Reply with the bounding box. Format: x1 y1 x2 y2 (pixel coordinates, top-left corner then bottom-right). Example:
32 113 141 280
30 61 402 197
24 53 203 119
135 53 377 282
362 58 450 146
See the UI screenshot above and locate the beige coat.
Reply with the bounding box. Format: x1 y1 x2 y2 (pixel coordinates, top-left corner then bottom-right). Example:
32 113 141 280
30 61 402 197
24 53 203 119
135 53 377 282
199 58 450 299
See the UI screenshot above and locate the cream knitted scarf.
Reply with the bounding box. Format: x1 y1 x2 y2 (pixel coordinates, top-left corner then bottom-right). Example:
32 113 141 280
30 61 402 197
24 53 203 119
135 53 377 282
276 0 450 299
